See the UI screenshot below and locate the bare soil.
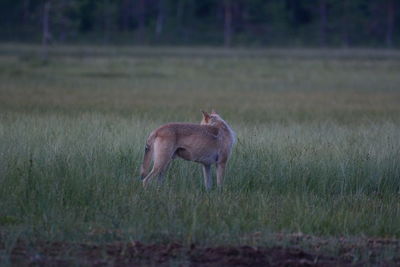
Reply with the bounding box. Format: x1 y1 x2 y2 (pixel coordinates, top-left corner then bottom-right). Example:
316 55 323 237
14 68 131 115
2 239 393 266
2 232 400 266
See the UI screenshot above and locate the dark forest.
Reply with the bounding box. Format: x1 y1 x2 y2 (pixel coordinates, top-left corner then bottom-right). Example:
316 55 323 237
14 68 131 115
0 0 398 47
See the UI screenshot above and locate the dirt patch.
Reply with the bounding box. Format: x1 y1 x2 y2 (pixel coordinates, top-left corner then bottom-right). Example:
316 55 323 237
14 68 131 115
2 240 355 266
188 245 341 266
2 233 400 266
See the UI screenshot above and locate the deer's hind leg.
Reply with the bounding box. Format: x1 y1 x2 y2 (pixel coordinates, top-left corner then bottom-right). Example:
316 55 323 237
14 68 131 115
142 139 175 188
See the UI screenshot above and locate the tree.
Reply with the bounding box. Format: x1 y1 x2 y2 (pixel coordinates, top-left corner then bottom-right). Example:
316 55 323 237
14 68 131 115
137 0 146 43
223 0 232 47
120 0 132 31
155 0 166 38
100 0 114 44
42 1 51 60
0 0 399 47
340 0 350 47
318 0 327 46
386 0 395 47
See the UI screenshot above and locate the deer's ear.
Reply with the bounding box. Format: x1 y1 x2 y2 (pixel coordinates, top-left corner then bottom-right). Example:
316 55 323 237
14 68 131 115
201 110 210 122
201 110 210 118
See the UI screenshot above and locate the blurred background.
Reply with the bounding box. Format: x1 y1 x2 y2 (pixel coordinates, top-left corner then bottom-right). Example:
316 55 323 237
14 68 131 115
1 0 399 121
0 0 398 48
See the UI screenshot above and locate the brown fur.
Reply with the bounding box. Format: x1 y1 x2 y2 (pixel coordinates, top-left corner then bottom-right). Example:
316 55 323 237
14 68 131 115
140 111 235 189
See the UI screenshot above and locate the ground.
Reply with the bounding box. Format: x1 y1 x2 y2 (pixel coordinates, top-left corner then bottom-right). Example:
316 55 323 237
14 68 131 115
1 45 400 265
5 235 400 266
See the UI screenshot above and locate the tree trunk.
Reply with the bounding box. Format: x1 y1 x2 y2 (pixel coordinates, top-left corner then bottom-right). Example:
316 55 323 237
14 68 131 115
341 0 350 47
176 0 186 41
21 0 30 25
319 0 327 47
59 0 68 42
137 0 146 43
121 0 131 31
155 0 165 38
103 0 112 44
386 0 395 47
42 1 51 61
223 0 232 47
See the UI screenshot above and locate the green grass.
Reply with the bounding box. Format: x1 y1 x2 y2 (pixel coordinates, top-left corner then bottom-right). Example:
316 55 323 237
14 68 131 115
0 45 400 261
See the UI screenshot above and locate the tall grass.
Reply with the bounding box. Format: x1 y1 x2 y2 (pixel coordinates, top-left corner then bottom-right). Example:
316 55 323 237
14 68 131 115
0 114 399 245
0 46 399 248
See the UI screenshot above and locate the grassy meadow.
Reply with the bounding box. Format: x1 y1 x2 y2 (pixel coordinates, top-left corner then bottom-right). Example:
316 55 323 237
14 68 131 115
1 45 400 263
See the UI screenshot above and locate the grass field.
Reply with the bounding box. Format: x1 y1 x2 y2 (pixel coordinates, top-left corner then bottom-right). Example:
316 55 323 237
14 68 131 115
0 44 400 265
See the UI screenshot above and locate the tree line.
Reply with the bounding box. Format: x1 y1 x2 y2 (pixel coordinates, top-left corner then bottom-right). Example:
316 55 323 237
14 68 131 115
0 0 398 47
